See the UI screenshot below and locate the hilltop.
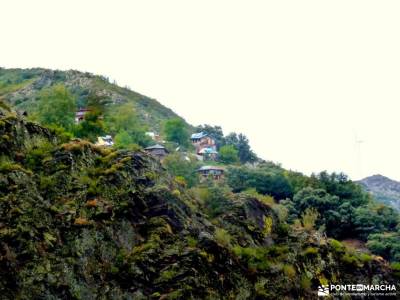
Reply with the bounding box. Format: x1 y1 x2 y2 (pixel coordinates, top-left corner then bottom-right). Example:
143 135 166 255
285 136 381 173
0 67 191 132
358 174 400 211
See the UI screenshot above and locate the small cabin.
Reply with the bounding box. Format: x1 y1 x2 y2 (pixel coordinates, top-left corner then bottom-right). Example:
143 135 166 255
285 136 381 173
96 135 114 147
145 144 169 160
197 165 225 181
191 132 217 154
75 108 91 124
198 147 218 160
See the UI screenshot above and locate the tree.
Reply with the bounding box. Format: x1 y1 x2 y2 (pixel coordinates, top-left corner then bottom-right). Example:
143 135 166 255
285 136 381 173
163 118 189 147
224 133 257 163
367 232 400 261
163 153 199 187
219 145 239 164
114 130 134 149
105 103 151 147
227 166 293 200
36 84 76 130
74 108 105 142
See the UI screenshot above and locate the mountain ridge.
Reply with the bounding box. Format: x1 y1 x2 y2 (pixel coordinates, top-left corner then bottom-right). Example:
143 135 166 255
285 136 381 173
0 67 192 132
358 174 400 211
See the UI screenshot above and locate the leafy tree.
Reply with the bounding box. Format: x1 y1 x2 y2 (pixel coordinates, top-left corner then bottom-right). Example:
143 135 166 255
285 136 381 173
219 145 239 164
312 171 368 206
224 133 257 163
284 187 350 238
284 183 400 240
367 232 400 261
114 130 134 149
105 103 151 147
164 118 189 147
74 108 105 142
163 153 199 187
36 84 76 130
227 166 293 200
354 204 399 239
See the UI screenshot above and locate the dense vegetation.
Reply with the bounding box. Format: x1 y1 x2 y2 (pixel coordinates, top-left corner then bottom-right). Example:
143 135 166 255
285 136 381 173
1 68 400 299
0 67 191 133
0 102 398 299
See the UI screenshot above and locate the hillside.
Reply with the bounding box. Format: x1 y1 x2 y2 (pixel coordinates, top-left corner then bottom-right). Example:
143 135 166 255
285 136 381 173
1 99 399 298
0 67 191 132
358 175 400 211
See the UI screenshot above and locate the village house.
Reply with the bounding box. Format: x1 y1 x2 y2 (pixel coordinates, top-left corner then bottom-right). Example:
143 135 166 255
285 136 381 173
197 165 225 181
95 135 114 147
75 108 91 124
198 147 218 160
145 131 162 142
191 132 217 160
144 144 169 160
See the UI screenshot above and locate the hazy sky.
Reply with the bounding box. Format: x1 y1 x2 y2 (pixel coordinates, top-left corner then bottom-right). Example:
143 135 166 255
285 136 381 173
1 1 400 180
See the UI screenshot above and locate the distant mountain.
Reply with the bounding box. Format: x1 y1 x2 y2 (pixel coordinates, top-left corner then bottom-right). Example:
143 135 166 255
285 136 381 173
0 67 191 132
358 174 400 210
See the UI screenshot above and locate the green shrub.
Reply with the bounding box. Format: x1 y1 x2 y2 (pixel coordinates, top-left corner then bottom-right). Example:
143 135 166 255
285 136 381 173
262 216 273 237
214 228 232 248
330 239 345 252
303 247 319 256
341 253 360 266
301 207 319 231
233 246 270 271
282 264 296 278
300 274 312 290
390 262 400 278
358 253 372 263
186 236 198 248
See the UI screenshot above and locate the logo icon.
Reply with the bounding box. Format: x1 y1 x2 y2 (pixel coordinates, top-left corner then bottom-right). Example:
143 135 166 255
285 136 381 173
318 285 330 297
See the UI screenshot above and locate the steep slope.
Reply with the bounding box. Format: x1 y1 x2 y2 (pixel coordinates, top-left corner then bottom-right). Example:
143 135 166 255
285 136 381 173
358 175 400 211
0 103 398 299
0 67 191 132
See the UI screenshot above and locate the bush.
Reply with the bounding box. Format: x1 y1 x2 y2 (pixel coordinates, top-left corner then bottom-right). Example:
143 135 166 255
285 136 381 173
214 228 232 248
24 136 54 169
330 239 345 253
202 186 231 218
218 145 239 164
163 153 199 187
227 166 293 200
282 264 296 278
303 247 318 256
301 207 319 231
233 246 270 271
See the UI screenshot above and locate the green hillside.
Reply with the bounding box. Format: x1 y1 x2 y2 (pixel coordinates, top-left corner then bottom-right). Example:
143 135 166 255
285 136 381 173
1 68 400 298
0 67 191 132
0 101 398 299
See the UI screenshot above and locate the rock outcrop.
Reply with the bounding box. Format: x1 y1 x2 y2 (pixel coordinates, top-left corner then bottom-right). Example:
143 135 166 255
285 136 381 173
0 106 397 299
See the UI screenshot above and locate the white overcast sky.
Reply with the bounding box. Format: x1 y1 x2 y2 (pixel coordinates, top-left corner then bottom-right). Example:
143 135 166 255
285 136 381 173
1 0 400 180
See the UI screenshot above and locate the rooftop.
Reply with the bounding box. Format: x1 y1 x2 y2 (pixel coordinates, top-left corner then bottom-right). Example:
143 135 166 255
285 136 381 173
199 147 218 154
145 144 168 151
191 132 208 139
198 165 225 171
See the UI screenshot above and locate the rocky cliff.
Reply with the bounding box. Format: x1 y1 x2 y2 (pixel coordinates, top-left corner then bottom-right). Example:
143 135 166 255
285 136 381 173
0 104 397 299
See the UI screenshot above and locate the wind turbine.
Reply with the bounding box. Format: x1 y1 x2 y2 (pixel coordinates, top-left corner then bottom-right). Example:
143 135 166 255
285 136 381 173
355 135 364 179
